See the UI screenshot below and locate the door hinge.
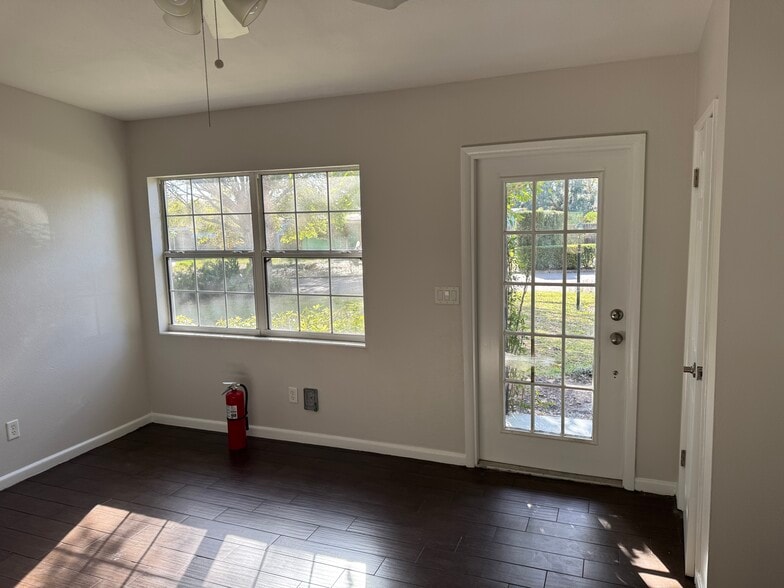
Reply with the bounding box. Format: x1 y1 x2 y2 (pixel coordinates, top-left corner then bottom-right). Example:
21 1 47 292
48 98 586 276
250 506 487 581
693 168 700 188
680 449 687 467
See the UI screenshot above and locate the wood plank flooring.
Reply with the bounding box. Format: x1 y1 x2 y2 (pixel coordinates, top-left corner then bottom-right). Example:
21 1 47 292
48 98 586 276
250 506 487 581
0 425 694 587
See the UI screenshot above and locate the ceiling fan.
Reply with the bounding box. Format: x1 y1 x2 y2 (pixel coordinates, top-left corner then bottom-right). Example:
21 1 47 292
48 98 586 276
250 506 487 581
154 0 409 38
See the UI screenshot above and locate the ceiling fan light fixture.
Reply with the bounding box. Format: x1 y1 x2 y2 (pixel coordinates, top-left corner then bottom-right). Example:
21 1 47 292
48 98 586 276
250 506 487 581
154 0 195 17
223 0 267 27
162 0 203 35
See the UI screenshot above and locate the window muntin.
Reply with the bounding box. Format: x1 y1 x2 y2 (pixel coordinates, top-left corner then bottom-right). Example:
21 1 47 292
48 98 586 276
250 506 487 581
160 167 364 341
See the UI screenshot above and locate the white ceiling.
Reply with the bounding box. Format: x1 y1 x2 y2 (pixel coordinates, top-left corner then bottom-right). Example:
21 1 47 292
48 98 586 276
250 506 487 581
0 0 712 121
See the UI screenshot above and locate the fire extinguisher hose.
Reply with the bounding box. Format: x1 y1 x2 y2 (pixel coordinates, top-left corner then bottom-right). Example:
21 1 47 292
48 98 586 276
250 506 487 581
239 384 249 431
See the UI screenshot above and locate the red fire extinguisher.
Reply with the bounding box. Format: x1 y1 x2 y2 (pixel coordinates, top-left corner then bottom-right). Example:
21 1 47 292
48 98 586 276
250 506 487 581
222 382 248 451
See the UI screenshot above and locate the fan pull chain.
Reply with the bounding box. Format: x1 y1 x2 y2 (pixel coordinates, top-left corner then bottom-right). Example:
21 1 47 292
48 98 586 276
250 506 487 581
214 0 224 69
200 0 212 127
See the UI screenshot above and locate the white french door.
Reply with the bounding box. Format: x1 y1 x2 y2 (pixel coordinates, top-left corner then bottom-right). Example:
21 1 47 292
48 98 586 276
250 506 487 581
463 135 645 486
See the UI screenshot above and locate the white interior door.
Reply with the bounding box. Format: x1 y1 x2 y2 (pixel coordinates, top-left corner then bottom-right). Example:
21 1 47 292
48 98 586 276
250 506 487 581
470 135 645 486
678 101 717 579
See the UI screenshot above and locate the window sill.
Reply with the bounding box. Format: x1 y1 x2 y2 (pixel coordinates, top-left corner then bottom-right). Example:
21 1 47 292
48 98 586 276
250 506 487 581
159 329 366 348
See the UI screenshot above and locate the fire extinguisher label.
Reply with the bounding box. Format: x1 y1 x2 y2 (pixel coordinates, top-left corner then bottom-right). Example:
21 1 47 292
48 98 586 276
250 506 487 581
226 405 238 420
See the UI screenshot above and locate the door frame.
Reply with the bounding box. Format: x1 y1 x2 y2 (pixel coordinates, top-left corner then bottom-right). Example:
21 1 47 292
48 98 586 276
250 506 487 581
460 134 646 490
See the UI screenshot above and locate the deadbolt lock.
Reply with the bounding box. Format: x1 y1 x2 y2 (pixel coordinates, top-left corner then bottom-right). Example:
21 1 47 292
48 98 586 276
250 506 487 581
610 309 624 321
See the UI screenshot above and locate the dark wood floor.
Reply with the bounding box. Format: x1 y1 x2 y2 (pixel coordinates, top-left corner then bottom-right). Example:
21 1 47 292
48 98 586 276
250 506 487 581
0 425 693 588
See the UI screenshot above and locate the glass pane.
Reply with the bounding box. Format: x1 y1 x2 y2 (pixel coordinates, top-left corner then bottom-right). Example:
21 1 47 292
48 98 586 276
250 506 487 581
534 233 564 283
169 259 196 290
172 291 197 326
196 258 225 292
534 286 563 335
331 259 363 296
265 213 297 250
567 178 599 230
534 386 562 434
567 234 596 284
223 214 253 251
266 258 297 294
297 259 330 295
192 177 221 214
328 170 361 210
332 297 365 335
220 176 251 213
535 180 565 231
195 215 223 250
504 335 532 382
164 179 192 215
533 336 562 385
299 295 332 333
295 172 328 211
297 213 329 250
565 338 594 388
197 292 226 327
263 174 295 213
167 216 195 251
505 235 532 283
565 388 594 438
506 181 533 231
565 286 595 337
505 285 531 333
504 383 532 432
226 293 256 329
268 294 299 331
330 212 362 251
225 258 254 293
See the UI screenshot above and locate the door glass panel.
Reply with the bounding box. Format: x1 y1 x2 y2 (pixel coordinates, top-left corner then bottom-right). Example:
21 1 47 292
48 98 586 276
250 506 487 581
534 386 562 434
567 178 599 230
567 233 596 284
505 285 531 333
504 335 532 382
534 286 563 335
503 177 599 439
505 235 532 283
534 233 564 283
565 389 593 439
505 383 532 431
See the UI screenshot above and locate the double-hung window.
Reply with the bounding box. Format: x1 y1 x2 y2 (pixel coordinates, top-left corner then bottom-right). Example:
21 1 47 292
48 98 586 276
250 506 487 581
160 167 364 342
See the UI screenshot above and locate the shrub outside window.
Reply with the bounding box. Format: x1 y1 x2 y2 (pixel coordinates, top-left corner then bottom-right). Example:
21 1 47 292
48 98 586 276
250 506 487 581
160 167 364 342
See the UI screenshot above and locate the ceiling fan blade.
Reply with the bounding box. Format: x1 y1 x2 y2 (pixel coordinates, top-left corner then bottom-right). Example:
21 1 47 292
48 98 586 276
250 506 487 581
204 0 250 39
351 0 408 9
162 0 202 35
154 0 195 17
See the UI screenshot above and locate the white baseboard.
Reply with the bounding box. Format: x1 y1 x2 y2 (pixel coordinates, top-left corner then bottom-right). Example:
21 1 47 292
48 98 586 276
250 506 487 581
0 414 152 491
150 413 466 466
635 477 677 496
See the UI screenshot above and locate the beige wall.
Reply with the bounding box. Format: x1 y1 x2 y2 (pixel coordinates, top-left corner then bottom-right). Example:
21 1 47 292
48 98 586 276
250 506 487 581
127 54 696 482
0 84 148 482
708 0 784 584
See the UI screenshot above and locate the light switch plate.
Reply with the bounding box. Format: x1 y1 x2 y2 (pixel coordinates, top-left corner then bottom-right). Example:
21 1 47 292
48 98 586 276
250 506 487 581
435 286 459 305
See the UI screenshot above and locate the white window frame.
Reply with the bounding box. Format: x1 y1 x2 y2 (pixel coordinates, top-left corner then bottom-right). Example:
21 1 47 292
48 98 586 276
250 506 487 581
156 165 365 344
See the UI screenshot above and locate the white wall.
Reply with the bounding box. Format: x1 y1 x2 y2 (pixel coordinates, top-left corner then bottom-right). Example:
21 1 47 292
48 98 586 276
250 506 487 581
128 55 696 483
707 0 784 584
0 84 148 481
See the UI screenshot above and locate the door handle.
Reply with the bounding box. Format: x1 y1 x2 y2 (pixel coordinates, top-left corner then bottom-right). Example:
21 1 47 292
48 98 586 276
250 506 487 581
609 332 624 345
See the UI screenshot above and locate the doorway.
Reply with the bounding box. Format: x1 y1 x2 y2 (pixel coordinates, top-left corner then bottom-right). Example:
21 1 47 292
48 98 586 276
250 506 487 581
462 135 646 488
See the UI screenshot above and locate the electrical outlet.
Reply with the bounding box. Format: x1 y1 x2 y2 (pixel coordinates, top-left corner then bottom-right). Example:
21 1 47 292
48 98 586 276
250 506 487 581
304 388 319 412
288 387 298 403
6 420 20 441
